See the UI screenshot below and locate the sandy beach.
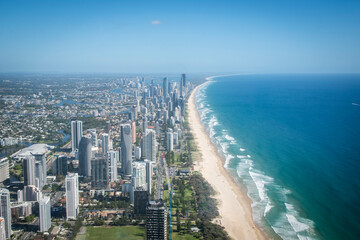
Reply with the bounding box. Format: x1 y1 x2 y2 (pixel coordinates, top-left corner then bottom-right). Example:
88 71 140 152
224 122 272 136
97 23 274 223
188 83 267 240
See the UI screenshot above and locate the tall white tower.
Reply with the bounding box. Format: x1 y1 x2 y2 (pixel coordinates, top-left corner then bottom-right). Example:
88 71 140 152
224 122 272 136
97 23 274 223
145 129 157 162
108 151 118 182
66 173 79 220
0 188 11 239
39 196 51 232
166 131 173 151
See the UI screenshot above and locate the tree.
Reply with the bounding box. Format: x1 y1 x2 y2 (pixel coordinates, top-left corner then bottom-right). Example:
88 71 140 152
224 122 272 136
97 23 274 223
25 215 35 223
186 219 191 232
63 222 71 229
176 209 181 232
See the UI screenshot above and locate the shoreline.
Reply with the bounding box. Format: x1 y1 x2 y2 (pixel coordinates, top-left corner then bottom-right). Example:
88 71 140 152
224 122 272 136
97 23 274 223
187 82 267 240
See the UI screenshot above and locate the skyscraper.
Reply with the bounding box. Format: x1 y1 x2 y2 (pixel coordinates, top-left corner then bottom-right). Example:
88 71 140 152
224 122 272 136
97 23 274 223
180 79 183 97
23 157 35 186
105 121 111 134
0 189 11 239
87 129 98 148
78 136 92 177
181 73 186 85
0 217 6 240
131 121 136 144
120 124 132 177
166 131 173 151
108 151 118 182
134 187 149 215
162 77 168 98
146 200 167 240
142 116 148 132
102 133 110 157
0 158 9 184
131 161 147 204
144 159 153 194
145 129 157 162
65 173 79 220
155 121 160 136
39 196 51 232
56 155 67 176
131 106 137 121
71 120 83 152
91 158 108 189
23 185 42 201
33 153 46 189
134 146 141 160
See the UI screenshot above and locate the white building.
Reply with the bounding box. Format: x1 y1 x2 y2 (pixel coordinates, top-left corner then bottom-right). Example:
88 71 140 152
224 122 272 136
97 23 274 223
0 217 6 240
39 196 51 232
0 158 9 184
0 189 11 239
0 137 18 147
134 146 141 160
108 151 118 182
131 162 147 204
33 153 46 190
87 129 98 149
145 129 157 163
173 132 179 146
65 173 79 220
166 132 173 151
144 160 152 195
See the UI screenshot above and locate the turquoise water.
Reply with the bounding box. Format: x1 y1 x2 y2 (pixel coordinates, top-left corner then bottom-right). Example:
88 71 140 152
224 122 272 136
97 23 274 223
195 74 360 240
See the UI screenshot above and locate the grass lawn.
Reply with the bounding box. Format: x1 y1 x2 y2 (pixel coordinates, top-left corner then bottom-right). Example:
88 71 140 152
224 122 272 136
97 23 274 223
76 226 145 240
173 232 199 240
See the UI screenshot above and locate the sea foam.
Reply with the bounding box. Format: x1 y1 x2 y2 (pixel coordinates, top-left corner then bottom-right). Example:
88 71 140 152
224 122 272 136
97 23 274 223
195 78 319 240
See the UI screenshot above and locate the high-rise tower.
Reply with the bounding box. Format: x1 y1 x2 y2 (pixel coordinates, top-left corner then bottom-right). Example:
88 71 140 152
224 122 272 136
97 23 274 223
0 189 11 239
146 200 167 240
166 131 173 151
39 196 51 232
162 77 168 98
102 133 110 157
78 136 92 177
120 124 132 177
65 173 79 220
23 157 35 186
71 120 83 152
144 129 157 162
108 151 118 182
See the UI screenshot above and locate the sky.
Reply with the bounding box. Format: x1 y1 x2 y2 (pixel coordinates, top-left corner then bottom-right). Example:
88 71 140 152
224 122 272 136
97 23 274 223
0 0 359 73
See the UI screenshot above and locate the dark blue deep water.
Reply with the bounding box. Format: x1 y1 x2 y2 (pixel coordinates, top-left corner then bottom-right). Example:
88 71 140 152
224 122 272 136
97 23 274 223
195 74 360 240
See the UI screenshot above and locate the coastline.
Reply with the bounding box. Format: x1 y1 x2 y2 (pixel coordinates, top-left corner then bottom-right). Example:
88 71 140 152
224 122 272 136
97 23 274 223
187 82 267 240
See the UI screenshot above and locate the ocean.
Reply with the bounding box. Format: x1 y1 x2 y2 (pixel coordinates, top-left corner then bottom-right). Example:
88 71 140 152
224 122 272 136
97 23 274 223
194 74 360 240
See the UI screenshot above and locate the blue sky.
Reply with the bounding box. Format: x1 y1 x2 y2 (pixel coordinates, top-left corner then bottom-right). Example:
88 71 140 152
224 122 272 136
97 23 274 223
0 0 359 73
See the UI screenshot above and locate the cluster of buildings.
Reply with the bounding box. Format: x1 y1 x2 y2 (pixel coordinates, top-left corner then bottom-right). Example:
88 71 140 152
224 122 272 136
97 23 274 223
0 76 133 145
0 73 191 239
0 137 18 147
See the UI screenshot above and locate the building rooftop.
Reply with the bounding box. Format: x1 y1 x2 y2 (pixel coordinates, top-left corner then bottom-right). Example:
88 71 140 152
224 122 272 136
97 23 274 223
13 143 52 160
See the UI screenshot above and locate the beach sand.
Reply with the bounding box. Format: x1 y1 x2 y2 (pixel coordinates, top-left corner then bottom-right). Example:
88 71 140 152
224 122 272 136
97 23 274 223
188 83 267 240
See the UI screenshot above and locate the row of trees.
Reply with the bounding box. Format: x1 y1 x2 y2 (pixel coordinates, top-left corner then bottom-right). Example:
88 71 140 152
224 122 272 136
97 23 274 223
189 173 231 240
